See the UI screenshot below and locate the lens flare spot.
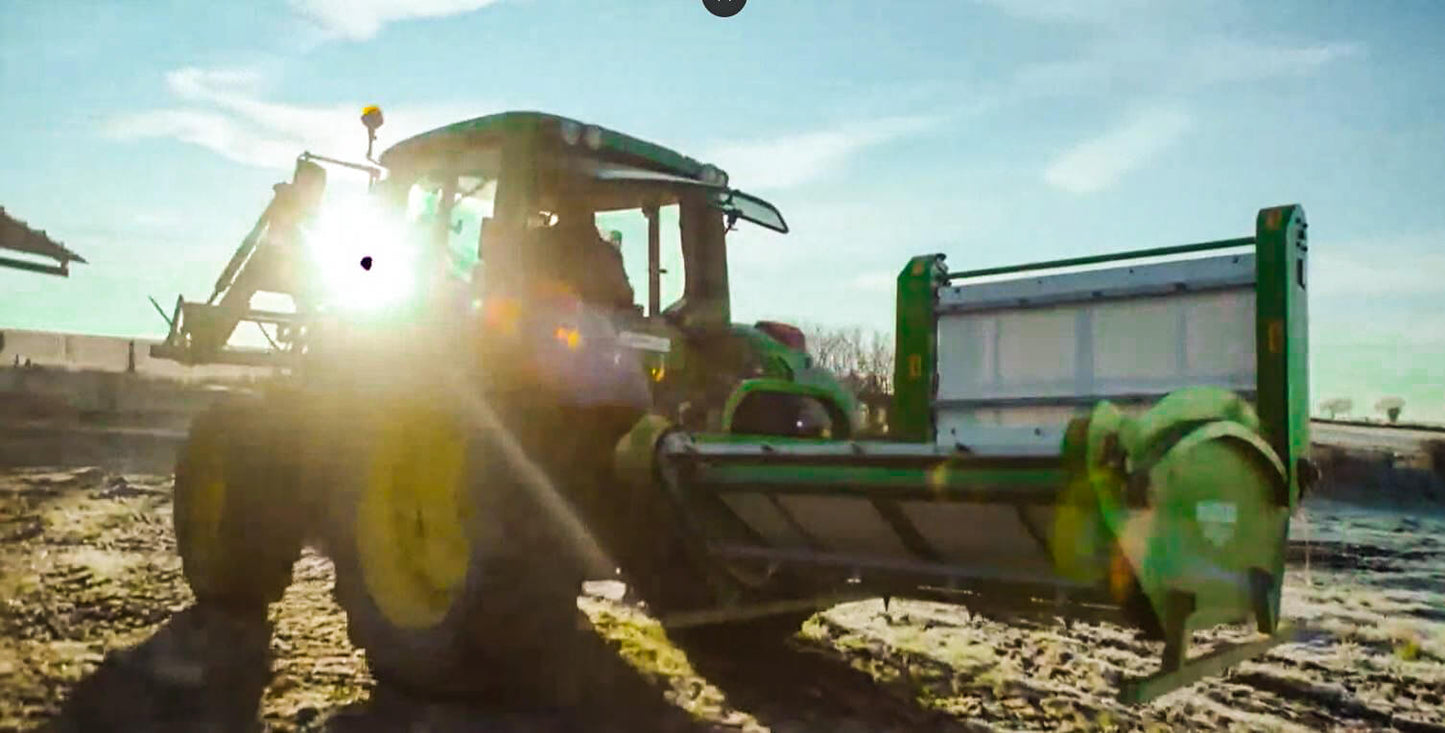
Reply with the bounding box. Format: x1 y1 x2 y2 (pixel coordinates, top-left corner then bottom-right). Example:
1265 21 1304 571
555 326 582 350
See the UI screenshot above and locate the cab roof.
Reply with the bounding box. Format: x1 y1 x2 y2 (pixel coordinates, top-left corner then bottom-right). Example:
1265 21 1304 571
378 111 721 183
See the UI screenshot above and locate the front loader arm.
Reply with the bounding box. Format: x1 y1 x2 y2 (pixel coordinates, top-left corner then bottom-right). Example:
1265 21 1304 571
152 158 327 366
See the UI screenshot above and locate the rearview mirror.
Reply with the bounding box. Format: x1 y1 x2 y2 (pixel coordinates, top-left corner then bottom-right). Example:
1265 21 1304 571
710 189 788 234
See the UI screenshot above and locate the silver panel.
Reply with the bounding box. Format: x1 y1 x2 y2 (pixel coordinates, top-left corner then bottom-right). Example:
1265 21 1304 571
774 495 912 559
937 253 1256 314
933 423 1068 454
935 256 1258 449
899 502 1056 573
719 494 811 549
669 441 974 460
706 543 1088 590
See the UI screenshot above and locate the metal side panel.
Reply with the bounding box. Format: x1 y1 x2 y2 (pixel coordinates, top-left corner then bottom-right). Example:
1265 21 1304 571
773 495 914 559
897 502 1058 574
935 421 1070 454
937 252 1256 314
717 493 814 549
936 284 1257 445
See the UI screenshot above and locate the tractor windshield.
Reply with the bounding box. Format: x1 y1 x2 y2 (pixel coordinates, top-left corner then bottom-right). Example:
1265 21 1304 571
400 173 495 284
585 164 788 234
367 143 757 325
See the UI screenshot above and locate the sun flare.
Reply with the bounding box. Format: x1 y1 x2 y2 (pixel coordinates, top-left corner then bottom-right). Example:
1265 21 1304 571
304 194 419 312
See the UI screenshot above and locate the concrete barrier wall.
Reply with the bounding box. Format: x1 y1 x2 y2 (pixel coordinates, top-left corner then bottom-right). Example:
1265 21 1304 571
0 329 268 431
0 369 239 417
0 328 272 381
1310 442 1445 508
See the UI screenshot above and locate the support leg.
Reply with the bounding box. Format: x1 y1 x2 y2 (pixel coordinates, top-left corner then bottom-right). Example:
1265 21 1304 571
1119 584 1303 704
1159 590 1196 672
1250 567 1278 633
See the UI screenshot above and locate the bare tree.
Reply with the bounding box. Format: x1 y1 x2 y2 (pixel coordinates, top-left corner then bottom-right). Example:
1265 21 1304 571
1319 397 1354 420
1375 396 1405 424
801 324 895 435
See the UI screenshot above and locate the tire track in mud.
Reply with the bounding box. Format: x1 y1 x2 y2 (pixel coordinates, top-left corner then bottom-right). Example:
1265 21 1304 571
3 469 1445 732
1229 669 1445 733
0 469 191 730
0 469 996 732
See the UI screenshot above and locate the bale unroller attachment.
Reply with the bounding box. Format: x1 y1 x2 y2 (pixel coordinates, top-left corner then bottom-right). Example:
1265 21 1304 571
643 386 1299 703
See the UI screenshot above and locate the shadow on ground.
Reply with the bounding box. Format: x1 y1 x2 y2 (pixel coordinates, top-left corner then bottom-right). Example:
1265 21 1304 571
34 601 972 733
37 605 717 733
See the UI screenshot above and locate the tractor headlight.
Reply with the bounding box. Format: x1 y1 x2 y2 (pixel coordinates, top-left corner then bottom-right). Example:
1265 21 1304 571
583 125 603 150
699 164 728 187
559 120 583 146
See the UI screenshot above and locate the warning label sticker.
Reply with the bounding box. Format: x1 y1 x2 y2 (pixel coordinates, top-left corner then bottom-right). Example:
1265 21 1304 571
1196 501 1238 548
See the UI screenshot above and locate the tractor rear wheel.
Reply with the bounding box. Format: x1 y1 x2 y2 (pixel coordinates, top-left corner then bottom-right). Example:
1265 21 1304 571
172 395 305 608
323 402 627 704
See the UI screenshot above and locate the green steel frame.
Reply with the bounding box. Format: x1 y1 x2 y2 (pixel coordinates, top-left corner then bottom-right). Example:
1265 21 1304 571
891 254 948 442
1253 205 1311 510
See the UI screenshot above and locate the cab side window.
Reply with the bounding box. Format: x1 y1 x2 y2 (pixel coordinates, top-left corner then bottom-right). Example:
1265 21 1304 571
594 204 684 315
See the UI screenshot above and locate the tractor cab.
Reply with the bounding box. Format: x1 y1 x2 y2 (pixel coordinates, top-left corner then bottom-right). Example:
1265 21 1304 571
152 110 857 437
369 112 850 434
372 112 786 328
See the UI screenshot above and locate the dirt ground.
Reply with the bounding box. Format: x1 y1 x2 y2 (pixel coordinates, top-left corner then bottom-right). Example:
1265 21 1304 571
2 467 1443 732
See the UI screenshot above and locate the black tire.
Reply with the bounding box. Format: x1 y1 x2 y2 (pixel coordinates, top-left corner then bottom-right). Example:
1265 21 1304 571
173 395 305 608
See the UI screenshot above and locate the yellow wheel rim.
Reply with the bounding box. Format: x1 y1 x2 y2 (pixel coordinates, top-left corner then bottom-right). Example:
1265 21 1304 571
356 408 472 629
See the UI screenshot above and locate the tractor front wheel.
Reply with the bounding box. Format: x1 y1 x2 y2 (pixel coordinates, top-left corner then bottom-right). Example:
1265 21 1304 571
172 395 305 609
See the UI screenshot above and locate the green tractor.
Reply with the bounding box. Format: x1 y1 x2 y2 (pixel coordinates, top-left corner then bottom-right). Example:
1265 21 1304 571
155 109 862 700
155 108 1316 706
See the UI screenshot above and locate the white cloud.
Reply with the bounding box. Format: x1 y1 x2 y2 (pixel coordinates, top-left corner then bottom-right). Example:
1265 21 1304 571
105 109 302 168
1315 313 1445 348
1185 39 1364 84
849 271 896 293
1310 232 1445 300
1042 107 1192 194
703 116 940 190
1004 36 1361 103
165 68 347 142
975 0 1364 101
973 0 1157 25
289 0 505 41
106 66 501 170
167 68 266 98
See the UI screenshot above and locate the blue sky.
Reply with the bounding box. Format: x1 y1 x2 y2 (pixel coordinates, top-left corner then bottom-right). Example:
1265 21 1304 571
1 0 1442 421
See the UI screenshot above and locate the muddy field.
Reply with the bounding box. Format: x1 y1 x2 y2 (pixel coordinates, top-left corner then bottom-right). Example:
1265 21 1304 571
2 467 1443 732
